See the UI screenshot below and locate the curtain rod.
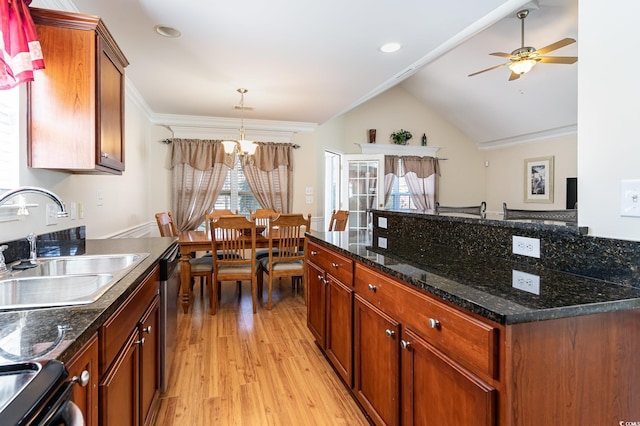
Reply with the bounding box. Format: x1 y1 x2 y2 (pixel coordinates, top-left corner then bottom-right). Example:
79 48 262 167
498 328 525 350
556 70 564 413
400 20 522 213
160 139 300 149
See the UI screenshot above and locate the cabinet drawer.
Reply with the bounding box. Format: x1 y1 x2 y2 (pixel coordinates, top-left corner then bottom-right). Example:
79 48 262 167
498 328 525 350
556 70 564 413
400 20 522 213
355 263 499 379
307 241 353 285
100 265 159 374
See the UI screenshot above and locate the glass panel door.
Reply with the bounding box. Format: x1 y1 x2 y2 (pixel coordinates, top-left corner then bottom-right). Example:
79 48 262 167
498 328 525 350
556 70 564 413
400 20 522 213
342 154 384 244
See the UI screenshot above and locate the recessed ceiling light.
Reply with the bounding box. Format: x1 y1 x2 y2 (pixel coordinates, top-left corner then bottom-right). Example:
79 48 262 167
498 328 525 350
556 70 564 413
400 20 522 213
379 42 401 53
154 25 181 38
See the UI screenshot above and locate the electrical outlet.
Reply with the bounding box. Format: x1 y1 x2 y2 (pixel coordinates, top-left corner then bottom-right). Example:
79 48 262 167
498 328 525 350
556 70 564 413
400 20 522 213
620 179 640 217
305 196 313 204
378 237 388 249
97 190 104 206
78 202 84 219
378 217 387 229
45 203 58 226
512 270 540 295
512 235 540 258
69 202 77 220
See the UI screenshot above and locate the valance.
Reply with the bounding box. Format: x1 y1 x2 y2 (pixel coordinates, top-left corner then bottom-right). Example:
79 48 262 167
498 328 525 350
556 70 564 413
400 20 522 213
170 139 235 170
244 142 294 172
0 0 44 89
385 155 440 178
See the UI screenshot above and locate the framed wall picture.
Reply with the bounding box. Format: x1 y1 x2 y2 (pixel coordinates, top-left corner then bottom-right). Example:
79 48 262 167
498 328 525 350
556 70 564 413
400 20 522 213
524 156 554 203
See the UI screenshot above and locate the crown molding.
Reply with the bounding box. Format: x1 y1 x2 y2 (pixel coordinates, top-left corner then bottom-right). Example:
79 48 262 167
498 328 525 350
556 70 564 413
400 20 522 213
357 143 441 157
476 124 577 150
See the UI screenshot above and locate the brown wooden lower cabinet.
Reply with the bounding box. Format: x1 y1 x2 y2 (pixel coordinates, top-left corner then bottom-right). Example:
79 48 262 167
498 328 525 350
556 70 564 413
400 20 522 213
354 295 400 426
98 265 161 426
99 330 140 426
400 328 496 426
65 333 99 426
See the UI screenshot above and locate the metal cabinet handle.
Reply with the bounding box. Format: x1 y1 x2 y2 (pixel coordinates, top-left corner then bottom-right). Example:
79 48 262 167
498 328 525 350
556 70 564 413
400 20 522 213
310 250 318 256
317 274 323 281
72 370 90 387
143 326 152 334
134 337 145 346
368 284 377 292
101 152 109 159
428 318 440 329
385 329 395 338
400 340 411 350
331 262 339 269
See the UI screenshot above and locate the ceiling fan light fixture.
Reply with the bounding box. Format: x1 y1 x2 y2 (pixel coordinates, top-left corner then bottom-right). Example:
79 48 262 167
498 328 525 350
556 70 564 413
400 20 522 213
509 59 537 75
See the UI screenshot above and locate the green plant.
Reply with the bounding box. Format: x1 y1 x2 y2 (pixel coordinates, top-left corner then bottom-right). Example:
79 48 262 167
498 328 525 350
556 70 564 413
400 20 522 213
390 129 413 145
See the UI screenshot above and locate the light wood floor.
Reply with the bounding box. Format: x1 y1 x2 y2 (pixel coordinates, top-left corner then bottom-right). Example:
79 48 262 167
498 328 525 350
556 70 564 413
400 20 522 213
154 278 369 425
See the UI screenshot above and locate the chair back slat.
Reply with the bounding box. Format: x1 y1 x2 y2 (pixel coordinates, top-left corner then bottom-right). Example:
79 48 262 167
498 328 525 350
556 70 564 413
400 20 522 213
328 210 349 231
250 208 280 227
269 213 311 261
210 216 256 268
155 211 179 237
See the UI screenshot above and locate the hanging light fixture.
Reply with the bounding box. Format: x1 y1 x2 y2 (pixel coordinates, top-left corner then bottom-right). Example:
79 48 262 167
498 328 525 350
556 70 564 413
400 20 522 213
222 88 258 156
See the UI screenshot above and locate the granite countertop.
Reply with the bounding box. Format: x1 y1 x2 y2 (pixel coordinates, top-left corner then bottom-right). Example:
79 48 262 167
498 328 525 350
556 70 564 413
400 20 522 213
307 230 640 325
0 237 176 366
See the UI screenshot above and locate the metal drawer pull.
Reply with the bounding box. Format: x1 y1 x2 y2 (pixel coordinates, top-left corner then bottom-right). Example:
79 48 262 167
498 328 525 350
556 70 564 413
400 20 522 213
135 337 145 346
368 284 377 292
400 340 411 350
317 274 323 281
72 370 90 387
428 318 440 329
385 329 395 338
101 152 109 158
331 262 339 269
143 326 152 334
310 250 318 256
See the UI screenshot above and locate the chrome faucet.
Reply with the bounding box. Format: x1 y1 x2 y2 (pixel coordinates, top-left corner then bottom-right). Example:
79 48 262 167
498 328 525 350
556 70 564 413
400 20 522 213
27 233 37 264
0 186 69 217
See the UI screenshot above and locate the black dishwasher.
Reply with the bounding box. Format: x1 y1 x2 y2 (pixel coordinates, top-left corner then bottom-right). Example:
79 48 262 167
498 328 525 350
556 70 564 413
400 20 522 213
159 242 180 393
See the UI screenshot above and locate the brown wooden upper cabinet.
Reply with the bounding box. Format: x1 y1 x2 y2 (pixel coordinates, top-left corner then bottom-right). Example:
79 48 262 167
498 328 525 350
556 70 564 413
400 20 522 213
28 8 129 175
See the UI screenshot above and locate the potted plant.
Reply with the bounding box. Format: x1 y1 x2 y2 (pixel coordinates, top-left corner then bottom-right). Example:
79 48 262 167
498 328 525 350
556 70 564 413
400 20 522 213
390 129 413 145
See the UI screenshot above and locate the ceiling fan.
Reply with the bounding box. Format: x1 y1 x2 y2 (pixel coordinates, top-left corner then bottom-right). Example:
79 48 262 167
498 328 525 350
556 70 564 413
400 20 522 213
468 9 578 81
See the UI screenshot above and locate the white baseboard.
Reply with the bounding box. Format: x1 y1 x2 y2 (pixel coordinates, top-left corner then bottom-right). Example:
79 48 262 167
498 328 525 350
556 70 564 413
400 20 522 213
103 221 159 239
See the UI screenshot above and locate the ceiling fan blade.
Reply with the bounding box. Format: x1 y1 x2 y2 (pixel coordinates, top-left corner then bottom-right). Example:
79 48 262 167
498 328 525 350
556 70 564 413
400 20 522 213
489 52 513 58
535 38 576 55
538 56 578 64
468 62 509 77
508 71 521 81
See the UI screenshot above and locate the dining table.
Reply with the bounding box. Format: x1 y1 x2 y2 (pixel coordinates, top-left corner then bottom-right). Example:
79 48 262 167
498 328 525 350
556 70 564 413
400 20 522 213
176 228 282 313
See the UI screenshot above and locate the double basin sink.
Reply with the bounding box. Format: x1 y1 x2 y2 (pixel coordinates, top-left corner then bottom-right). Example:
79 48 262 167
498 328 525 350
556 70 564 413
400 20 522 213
0 253 149 310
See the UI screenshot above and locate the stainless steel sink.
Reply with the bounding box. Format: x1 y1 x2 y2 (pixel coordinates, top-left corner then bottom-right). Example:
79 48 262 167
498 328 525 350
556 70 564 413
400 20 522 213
0 274 115 309
0 253 149 310
29 253 143 276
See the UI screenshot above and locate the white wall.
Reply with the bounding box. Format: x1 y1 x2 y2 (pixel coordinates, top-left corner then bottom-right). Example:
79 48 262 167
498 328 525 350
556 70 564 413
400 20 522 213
319 85 486 207
483 135 577 216
577 1 640 241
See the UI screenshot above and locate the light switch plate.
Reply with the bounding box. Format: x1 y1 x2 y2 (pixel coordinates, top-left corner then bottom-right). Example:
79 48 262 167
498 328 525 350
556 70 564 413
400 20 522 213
620 179 640 217
378 237 388 249
45 203 58 226
512 235 540 258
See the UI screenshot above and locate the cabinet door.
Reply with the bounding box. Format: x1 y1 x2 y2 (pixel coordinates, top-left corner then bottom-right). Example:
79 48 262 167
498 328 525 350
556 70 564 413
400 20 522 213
139 296 160 426
325 275 353 387
100 329 140 426
306 261 326 346
401 328 496 426
66 334 99 426
98 40 125 171
354 295 400 426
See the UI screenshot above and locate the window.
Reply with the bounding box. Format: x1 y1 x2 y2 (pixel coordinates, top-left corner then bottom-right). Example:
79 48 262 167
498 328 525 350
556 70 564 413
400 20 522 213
214 157 261 214
385 175 417 210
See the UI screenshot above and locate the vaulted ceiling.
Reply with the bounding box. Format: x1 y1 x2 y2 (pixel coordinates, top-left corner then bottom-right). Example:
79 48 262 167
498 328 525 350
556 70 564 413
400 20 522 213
38 0 577 147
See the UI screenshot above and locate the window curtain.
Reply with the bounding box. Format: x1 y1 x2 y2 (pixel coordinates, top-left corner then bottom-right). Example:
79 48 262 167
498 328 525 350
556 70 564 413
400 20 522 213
0 0 44 89
401 156 440 212
383 155 399 206
170 139 234 231
384 155 440 212
242 142 293 213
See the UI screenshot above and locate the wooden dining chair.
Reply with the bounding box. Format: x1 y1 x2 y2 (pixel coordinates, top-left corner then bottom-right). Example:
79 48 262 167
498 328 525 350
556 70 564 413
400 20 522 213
155 211 212 294
250 208 280 260
328 209 349 231
209 215 258 315
257 213 311 309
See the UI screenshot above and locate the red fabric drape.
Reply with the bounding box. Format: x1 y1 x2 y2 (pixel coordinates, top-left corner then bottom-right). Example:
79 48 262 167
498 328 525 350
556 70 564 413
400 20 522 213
0 0 44 89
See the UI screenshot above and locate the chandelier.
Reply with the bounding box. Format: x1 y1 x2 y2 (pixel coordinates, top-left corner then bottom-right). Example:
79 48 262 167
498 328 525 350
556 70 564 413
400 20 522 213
222 88 258 156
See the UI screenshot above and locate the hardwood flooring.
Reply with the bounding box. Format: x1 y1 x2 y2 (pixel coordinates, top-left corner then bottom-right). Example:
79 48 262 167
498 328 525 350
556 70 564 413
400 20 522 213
154 278 369 425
